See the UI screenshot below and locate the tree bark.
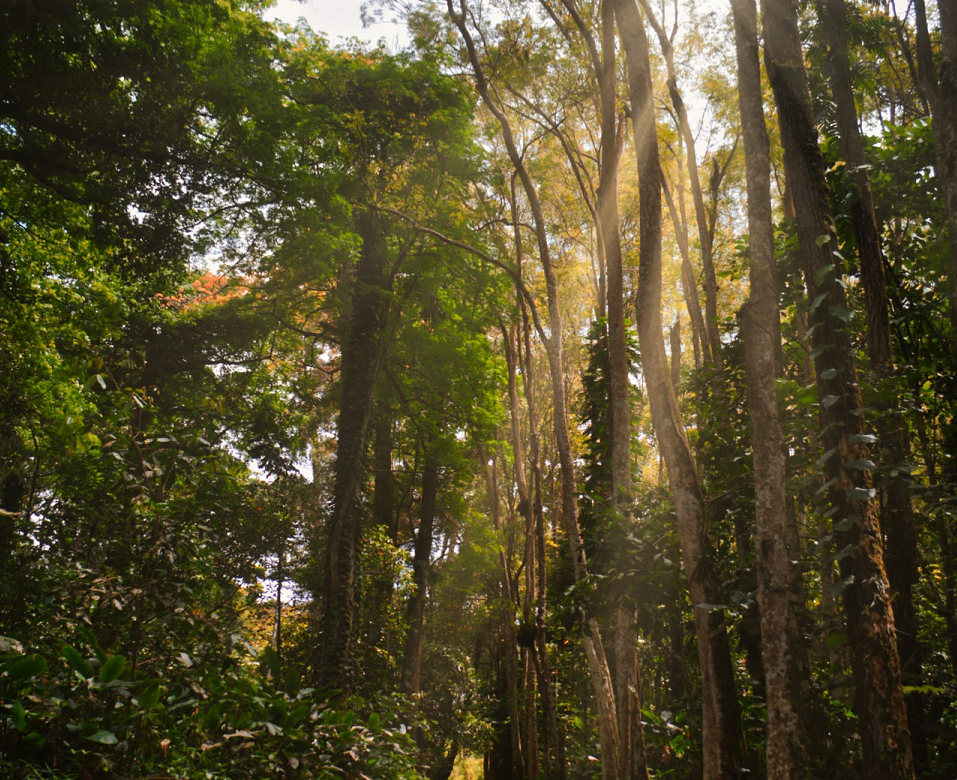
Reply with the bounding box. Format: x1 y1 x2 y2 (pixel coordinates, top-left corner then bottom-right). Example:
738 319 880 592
614 1 745 776
373 409 396 542
319 203 389 694
514 185 567 780
597 4 649 775
662 174 707 367
400 452 439 696
762 0 915 776
913 0 957 352
503 323 538 779
639 0 722 362
731 0 810 775
818 0 925 762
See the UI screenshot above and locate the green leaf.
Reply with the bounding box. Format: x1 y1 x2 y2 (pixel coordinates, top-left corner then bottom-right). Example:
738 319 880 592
828 304 853 323
826 631 847 650
846 487 876 502
98 654 127 684
86 729 119 745
834 515 859 532
808 292 827 313
62 644 94 680
831 544 856 563
137 683 161 710
258 645 281 684
11 700 27 731
815 233 831 247
283 667 302 697
828 575 855 598
8 654 47 680
815 263 835 284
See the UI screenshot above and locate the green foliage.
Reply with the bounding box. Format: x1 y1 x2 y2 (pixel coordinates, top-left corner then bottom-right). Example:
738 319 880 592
0 633 421 780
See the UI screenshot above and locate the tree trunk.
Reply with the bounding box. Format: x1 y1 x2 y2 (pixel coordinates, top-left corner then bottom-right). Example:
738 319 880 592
731 0 810 775
762 0 915 776
503 322 539 780
373 409 396 543
615 1 745 776
596 5 649 776
818 0 925 762
662 174 707 367
400 452 439 696
639 0 721 362
514 188 567 780
913 0 957 351
319 203 389 695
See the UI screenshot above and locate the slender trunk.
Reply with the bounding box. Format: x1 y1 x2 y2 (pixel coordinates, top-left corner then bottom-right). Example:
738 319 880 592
597 5 649 776
503 323 539 780
400 452 439 696
914 0 957 350
639 0 721 362
319 203 389 694
762 0 915 775
598 0 632 506
373 410 396 543
731 0 809 775
670 318 681 392
819 0 924 761
615 1 745 776
662 175 707 367
449 3 621 774
515 188 567 780
273 542 284 670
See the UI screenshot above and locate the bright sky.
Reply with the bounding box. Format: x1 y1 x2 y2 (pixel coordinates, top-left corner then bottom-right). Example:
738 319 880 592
265 0 408 48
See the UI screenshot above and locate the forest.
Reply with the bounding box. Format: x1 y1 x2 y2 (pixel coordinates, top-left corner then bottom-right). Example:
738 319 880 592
1 0 956 778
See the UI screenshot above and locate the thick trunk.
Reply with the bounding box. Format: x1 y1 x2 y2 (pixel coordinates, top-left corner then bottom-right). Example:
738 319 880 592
731 0 809 775
762 0 915 776
615 1 745 776
820 0 924 761
319 204 389 694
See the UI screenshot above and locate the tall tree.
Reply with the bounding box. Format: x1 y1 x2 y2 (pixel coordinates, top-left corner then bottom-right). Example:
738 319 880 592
296 50 478 693
731 0 810 775
912 0 957 350
614 0 745 776
816 0 925 760
639 0 721 363
762 0 915 776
